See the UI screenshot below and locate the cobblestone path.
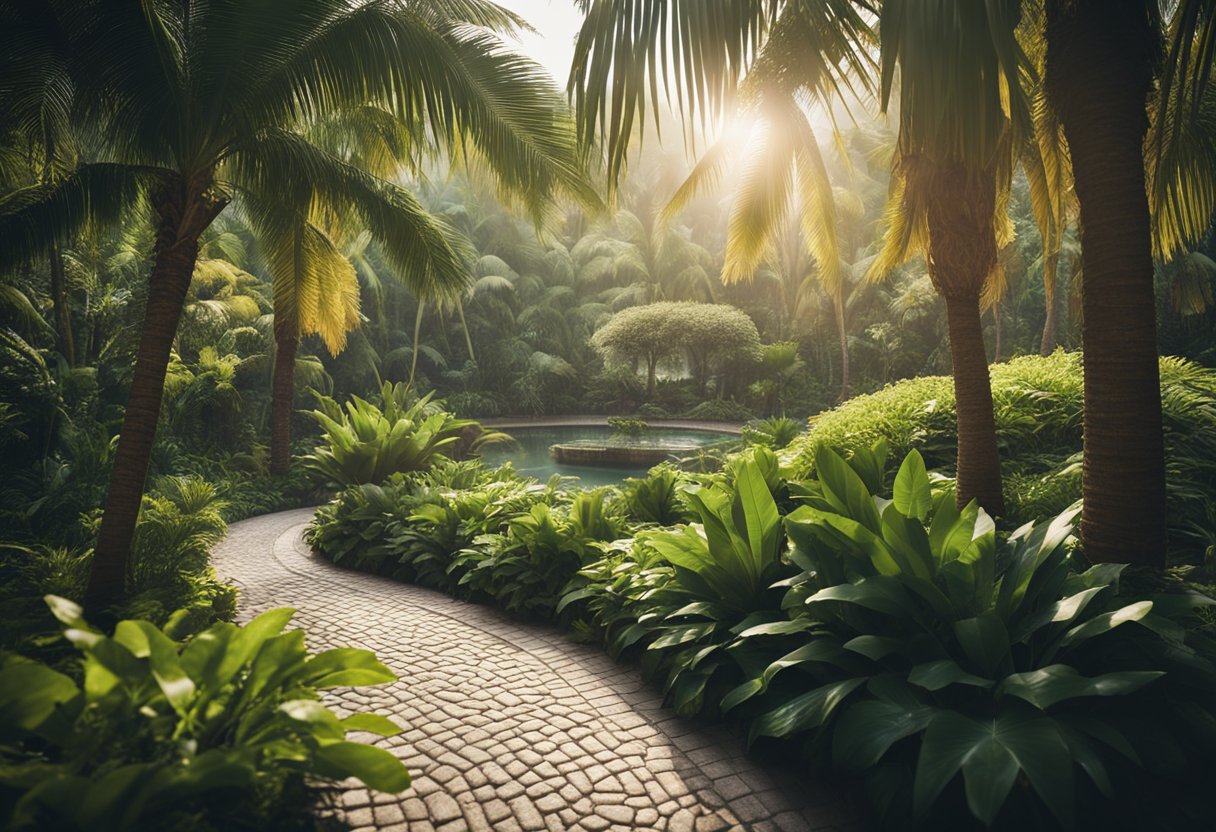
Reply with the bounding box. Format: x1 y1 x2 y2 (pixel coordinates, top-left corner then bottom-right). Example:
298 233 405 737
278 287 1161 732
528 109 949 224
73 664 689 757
213 510 861 832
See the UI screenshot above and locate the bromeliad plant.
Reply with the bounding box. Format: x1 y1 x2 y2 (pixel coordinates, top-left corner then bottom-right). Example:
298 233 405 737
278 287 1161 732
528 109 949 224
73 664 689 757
303 384 476 488
723 443 1216 829
0 598 411 831
563 452 795 715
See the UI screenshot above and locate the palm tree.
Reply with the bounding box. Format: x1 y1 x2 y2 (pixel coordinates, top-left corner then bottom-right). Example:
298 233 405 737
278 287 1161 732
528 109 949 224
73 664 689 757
1042 0 1216 565
0 0 592 610
862 1 1032 515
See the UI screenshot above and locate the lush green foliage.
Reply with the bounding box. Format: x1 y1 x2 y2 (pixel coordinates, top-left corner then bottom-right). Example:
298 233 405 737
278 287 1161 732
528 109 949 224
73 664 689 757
0 599 410 831
302 384 480 488
607 416 648 436
785 352 1216 560
314 439 1216 828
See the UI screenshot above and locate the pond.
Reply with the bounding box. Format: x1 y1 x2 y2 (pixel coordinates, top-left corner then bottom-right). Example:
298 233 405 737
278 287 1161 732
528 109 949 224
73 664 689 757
478 425 738 487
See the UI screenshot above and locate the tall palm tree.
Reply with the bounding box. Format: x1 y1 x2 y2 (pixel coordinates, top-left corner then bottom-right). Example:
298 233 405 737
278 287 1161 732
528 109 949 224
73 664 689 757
863 1 1030 515
0 0 593 610
1042 0 1216 565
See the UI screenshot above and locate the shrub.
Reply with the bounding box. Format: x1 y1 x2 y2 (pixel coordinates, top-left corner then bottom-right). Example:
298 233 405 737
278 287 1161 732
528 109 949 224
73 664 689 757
724 444 1216 829
0 599 411 831
620 466 694 526
741 415 803 450
453 489 625 618
562 454 794 714
783 352 1216 560
607 416 648 436
684 398 755 423
302 384 475 488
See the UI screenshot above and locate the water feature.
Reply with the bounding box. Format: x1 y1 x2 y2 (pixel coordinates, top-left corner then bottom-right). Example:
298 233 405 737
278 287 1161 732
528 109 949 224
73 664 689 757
478 425 737 487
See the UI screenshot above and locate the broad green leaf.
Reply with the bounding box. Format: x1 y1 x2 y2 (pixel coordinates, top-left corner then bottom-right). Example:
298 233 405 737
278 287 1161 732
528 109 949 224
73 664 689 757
749 678 865 742
301 647 396 689
952 613 1009 677
1058 601 1153 649
720 641 851 712
342 713 403 736
735 619 815 638
914 708 1074 826
833 700 937 770
281 699 345 741
808 577 915 618
0 663 79 735
43 595 88 629
999 665 1164 710
842 635 902 661
892 450 932 521
133 621 196 714
314 741 411 792
908 660 994 691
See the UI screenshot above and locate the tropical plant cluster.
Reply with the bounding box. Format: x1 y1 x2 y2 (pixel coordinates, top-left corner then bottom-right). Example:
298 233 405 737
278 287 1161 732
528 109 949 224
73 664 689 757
784 352 1216 562
308 434 1216 829
0 599 411 831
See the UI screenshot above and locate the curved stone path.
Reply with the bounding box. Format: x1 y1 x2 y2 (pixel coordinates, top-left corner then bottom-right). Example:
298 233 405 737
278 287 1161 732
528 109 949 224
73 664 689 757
214 510 860 832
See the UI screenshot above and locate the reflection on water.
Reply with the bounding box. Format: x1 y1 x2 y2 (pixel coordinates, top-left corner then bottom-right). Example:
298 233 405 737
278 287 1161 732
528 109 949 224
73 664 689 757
478 426 734 488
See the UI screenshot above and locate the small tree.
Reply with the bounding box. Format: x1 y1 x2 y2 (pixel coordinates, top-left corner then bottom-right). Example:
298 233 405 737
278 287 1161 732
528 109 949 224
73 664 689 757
591 302 761 398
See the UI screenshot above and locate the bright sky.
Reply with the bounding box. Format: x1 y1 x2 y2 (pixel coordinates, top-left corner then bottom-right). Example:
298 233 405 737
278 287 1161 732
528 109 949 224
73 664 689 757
495 0 585 86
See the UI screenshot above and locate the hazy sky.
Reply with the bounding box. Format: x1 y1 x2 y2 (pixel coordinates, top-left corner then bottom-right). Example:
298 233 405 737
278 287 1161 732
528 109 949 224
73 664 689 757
495 0 585 86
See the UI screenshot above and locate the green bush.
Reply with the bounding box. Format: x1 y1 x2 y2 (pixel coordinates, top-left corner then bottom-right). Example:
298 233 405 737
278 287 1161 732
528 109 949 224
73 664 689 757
562 453 793 715
303 384 475 488
0 599 411 831
684 398 755 423
607 416 648 436
783 352 1216 560
741 415 803 450
726 444 1216 829
619 466 694 526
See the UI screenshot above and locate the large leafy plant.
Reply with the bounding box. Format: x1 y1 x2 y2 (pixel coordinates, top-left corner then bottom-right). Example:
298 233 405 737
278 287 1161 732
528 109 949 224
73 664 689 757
563 453 793 714
0 598 411 831
453 489 624 617
303 385 475 487
726 444 1216 828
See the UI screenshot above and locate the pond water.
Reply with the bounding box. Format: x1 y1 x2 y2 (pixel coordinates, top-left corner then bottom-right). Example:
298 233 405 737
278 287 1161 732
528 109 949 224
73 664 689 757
479 425 737 487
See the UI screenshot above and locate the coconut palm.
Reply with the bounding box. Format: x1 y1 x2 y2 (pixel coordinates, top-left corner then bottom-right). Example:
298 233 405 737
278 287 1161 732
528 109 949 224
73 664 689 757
0 0 594 609
1042 0 1216 565
862 1 1031 515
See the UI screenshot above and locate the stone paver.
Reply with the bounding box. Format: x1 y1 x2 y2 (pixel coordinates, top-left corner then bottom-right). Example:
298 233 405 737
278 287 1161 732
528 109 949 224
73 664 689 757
213 509 860 832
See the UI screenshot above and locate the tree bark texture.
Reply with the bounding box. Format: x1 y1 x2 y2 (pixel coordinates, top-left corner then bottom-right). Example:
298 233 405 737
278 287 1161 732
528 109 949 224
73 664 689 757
1046 0 1165 566
917 157 1006 515
270 322 298 476
85 182 227 611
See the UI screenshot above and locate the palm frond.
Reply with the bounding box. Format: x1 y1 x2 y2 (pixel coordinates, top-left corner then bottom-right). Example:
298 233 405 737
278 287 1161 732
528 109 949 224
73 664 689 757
0 163 161 271
231 129 472 302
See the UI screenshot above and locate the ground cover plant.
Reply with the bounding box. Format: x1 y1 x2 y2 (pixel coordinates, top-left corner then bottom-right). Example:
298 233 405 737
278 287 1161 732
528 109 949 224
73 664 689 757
0 599 410 831
309 431 1216 829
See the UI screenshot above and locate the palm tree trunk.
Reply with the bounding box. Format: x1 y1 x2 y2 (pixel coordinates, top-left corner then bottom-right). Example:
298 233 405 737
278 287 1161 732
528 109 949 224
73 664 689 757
646 354 657 398
834 292 850 401
85 186 226 611
1046 0 1165 566
992 299 1003 363
49 244 76 366
918 158 1005 515
270 322 297 476
944 292 1005 515
1039 292 1058 356
457 299 476 363
1039 237 1061 356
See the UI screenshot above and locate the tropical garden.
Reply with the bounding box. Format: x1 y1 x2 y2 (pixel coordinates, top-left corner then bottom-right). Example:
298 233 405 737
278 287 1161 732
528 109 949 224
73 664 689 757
1 0 1215 829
